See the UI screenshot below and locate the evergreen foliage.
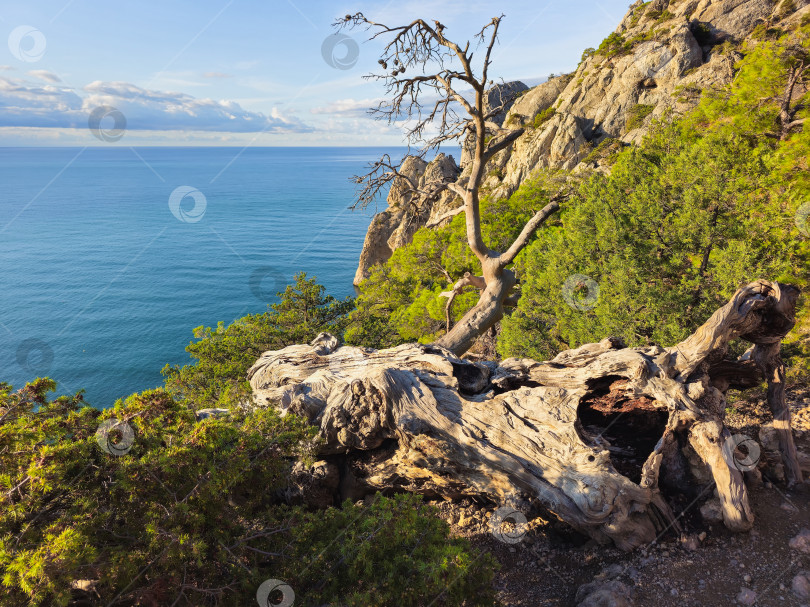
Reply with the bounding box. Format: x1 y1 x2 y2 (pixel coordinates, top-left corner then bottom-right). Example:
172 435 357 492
0 280 494 606
351 23 810 371
162 272 353 410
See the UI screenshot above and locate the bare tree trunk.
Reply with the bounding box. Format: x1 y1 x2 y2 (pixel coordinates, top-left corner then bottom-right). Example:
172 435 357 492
437 271 514 355
434 195 560 357
249 280 801 550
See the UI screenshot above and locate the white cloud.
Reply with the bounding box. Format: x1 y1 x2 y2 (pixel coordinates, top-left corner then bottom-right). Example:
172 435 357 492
310 97 381 116
27 70 61 83
0 77 84 127
203 72 232 79
0 77 312 133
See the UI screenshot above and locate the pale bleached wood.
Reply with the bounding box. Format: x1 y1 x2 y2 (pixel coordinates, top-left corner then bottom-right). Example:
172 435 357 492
248 280 800 550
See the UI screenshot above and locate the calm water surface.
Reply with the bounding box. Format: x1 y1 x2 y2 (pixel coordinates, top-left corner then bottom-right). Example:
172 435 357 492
0 146 403 407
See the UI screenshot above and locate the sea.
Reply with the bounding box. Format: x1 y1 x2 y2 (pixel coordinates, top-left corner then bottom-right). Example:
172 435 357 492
0 146 408 408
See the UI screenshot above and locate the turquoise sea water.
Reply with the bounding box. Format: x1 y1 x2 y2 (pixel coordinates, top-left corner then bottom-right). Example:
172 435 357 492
0 147 401 407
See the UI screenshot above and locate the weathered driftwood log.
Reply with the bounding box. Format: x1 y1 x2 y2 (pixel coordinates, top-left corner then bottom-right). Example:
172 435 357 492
247 280 801 550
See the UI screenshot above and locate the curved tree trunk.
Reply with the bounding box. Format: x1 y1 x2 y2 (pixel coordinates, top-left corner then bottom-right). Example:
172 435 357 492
433 193 560 357
436 270 515 355
248 280 801 550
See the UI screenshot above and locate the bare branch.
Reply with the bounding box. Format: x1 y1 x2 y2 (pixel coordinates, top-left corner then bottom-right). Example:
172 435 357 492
479 16 503 86
498 198 563 267
425 205 464 228
340 14 509 208
483 127 525 163
439 272 486 332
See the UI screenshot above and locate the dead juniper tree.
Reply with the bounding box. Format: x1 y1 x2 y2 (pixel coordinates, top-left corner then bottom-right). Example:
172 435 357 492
338 14 562 356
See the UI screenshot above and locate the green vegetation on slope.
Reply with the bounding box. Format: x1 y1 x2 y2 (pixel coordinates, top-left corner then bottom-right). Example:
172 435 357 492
345 171 569 350
0 280 495 607
351 22 810 369
2 17 810 607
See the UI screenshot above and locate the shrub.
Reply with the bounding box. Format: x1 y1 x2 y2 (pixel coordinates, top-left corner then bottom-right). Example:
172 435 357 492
162 272 353 410
582 137 623 165
596 32 630 58
533 106 556 129
346 171 567 350
629 2 649 27
281 493 499 606
0 382 317 606
625 103 656 131
751 23 785 40
777 0 797 20
0 381 496 606
487 167 504 180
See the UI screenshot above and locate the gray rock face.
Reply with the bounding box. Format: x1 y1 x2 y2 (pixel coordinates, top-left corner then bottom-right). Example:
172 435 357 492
461 80 528 166
353 153 459 285
493 16 710 198
353 0 809 283
485 81 529 125
693 0 775 41
506 76 568 126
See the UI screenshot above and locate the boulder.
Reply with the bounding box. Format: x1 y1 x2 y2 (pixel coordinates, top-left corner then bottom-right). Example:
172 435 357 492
576 580 634 607
793 572 810 600
790 529 810 553
505 77 567 126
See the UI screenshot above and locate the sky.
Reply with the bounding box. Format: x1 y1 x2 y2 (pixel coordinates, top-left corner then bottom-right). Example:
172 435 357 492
0 0 634 146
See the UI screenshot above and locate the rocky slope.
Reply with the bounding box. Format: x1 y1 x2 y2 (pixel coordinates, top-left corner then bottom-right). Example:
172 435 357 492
354 0 810 286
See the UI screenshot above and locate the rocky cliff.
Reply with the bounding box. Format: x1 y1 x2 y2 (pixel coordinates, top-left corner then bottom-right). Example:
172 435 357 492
354 0 810 286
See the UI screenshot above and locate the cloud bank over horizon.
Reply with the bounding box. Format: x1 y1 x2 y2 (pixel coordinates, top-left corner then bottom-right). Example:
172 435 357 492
0 74 311 134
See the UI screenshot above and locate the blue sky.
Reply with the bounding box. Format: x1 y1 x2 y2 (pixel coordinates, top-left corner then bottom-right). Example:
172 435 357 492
0 0 634 146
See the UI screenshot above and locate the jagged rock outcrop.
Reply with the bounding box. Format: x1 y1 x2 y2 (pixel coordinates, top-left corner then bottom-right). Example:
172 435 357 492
505 76 569 127
491 0 795 199
460 80 529 167
354 0 810 283
353 153 460 285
